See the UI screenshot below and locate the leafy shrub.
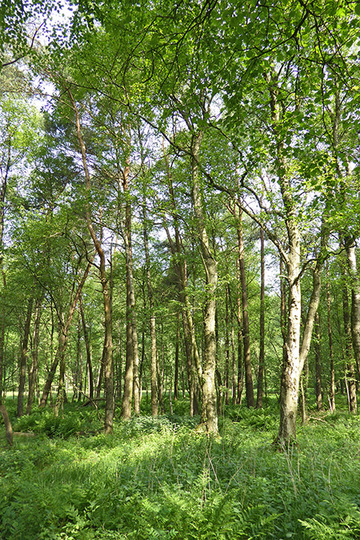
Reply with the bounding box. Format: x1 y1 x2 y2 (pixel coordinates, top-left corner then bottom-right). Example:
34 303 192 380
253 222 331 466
2 403 360 539
13 405 102 439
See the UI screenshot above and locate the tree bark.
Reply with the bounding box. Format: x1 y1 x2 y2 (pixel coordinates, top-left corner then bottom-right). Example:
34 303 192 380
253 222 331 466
27 296 42 414
40 352 60 408
278 245 302 444
342 277 357 413
0 404 13 446
174 311 180 401
40 260 93 409
237 203 255 408
190 131 218 434
0 139 10 404
256 226 265 408
162 143 202 415
227 284 237 405
326 267 335 412
17 297 33 417
54 316 68 417
236 259 243 405
79 295 93 400
314 311 323 411
344 236 360 378
120 153 140 419
69 90 114 433
142 196 159 416
224 284 230 405
265 72 327 444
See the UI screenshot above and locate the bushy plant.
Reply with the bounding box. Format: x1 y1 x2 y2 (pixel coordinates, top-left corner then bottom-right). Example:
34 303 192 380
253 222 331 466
2 402 360 539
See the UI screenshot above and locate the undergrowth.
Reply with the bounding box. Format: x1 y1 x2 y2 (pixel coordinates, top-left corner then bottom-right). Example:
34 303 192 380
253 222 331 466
1 399 360 539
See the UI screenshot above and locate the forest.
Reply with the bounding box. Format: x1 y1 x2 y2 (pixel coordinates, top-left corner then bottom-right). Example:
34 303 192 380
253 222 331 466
1 0 360 538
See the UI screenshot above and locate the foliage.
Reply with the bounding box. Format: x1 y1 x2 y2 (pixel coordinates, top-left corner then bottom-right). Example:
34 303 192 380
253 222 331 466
1 401 360 539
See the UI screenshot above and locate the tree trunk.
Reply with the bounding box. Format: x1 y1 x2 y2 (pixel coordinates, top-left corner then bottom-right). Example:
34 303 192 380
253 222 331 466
237 203 254 408
54 318 68 417
227 285 237 405
236 262 243 405
314 311 323 411
40 260 93 409
79 295 93 399
0 404 13 446
342 279 357 413
299 372 307 424
0 146 10 404
344 236 360 377
326 267 335 412
278 248 302 443
40 349 60 408
224 284 230 405
17 297 33 417
256 226 265 409
174 311 180 401
182 310 196 416
280 258 288 384
121 159 140 419
191 131 218 434
265 72 326 445
27 296 42 414
162 144 202 416
142 196 159 416
69 90 114 433
74 316 82 401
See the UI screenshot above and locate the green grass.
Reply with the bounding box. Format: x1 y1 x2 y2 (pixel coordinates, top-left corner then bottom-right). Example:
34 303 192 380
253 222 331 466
1 399 360 539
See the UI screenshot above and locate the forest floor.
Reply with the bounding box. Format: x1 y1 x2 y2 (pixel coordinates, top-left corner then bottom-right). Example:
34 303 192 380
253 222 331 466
1 396 360 539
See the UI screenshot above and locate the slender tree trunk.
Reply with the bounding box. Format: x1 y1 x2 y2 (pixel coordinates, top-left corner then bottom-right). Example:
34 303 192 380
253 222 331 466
314 311 323 411
69 90 114 433
79 295 93 399
227 285 237 405
174 312 180 400
0 320 4 402
256 226 265 408
191 131 218 434
280 258 288 385
344 236 360 377
142 197 159 416
40 351 60 408
27 296 42 414
342 279 357 413
96 347 105 399
116 329 123 401
237 203 254 407
326 267 335 412
54 318 68 417
40 260 93 409
0 146 10 404
300 375 307 424
74 316 82 401
121 159 140 418
224 285 230 405
236 260 243 405
17 297 33 417
182 311 196 416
